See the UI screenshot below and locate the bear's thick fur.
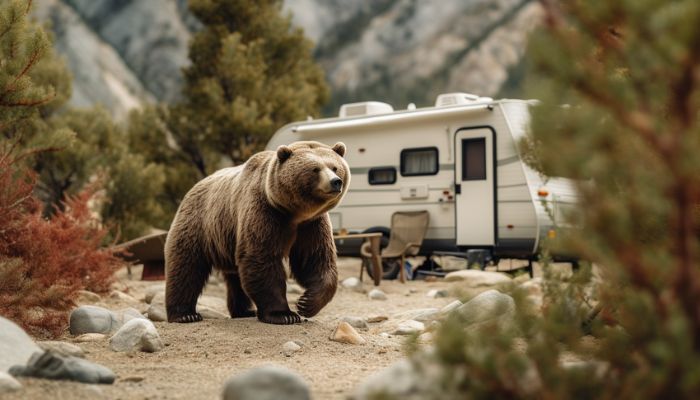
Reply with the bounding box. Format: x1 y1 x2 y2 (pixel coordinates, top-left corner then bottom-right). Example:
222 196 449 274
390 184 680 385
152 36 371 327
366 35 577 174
164 141 350 325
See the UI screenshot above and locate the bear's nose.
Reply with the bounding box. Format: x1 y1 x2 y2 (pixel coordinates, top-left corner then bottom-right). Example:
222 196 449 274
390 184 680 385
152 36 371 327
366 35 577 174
330 177 343 192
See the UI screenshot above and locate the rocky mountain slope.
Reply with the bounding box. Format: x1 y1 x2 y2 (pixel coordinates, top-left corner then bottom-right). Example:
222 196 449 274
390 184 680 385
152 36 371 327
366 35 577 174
35 0 540 120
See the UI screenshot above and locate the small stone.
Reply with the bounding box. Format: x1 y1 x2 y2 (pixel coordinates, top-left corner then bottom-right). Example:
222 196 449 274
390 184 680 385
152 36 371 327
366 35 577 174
109 319 163 353
147 304 167 322
0 371 21 393
342 316 369 329
37 341 85 358
368 288 387 300
393 308 440 322
286 283 304 294
379 333 391 338
9 351 115 384
392 320 425 335
330 322 366 345
408 288 418 294
0 316 42 373
223 365 311 400
341 277 364 292
118 307 146 324
444 270 512 286
69 305 119 335
198 306 229 320
73 333 107 343
440 300 463 315
243 349 251 354
109 290 139 304
76 290 101 303
367 315 389 323
426 289 449 298
144 284 165 304
282 341 301 356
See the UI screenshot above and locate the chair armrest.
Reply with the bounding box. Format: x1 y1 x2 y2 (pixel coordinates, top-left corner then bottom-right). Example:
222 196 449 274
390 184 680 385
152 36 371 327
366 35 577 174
359 241 372 258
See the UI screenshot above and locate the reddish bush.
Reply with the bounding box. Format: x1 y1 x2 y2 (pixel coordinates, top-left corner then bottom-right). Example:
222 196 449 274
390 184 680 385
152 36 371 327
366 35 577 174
0 143 126 338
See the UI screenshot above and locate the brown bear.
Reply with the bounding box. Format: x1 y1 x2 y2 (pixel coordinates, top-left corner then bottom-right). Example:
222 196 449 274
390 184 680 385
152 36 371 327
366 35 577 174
164 141 350 325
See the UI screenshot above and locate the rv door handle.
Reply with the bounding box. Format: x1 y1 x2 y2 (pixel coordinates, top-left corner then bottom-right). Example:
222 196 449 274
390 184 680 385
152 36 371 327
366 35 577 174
455 184 461 194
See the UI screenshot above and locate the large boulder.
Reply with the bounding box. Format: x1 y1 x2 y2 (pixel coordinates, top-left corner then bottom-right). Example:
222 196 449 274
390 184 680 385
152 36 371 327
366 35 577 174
222 365 311 400
353 357 442 400
0 317 42 372
9 351 115 384
456 289 516 330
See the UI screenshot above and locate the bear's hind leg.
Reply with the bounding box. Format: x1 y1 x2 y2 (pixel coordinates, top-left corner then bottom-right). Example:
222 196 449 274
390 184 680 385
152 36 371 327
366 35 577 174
165 247 211 324
224 273 256 318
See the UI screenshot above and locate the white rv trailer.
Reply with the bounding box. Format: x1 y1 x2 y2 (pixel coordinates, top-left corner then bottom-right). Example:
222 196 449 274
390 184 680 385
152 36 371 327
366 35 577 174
267 93 578 262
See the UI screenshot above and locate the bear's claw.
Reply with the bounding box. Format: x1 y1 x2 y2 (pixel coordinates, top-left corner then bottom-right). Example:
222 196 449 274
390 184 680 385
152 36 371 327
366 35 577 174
259 310 302 325
170 313 203 323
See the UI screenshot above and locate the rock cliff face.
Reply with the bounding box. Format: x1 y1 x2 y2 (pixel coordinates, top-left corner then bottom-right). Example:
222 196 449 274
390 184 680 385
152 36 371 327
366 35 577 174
36 0 540 119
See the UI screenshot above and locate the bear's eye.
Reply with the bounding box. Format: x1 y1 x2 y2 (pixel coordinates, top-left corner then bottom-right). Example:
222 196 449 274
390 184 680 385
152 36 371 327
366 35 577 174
313 167 320 173
332 167 338 172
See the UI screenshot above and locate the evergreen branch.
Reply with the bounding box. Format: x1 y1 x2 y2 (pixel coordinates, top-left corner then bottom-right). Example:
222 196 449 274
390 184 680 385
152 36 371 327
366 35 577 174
0 93 54 107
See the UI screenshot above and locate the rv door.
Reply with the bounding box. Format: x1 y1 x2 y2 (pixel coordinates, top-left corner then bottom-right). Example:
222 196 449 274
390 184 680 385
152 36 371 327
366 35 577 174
454 127 496 247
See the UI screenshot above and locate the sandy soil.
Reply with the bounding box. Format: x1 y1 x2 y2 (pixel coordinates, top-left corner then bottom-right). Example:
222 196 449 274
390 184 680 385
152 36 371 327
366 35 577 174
6 257 475 400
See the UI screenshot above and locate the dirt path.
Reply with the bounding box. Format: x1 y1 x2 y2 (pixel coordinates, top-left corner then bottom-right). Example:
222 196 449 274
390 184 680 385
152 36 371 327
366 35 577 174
8 257 460 399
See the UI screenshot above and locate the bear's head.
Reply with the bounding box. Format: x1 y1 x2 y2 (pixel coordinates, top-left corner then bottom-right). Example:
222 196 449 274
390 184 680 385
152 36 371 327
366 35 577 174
266 141 350 221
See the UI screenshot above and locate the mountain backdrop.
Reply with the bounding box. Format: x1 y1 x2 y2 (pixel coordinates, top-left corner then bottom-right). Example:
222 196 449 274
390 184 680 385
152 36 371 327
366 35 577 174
33 0 541 120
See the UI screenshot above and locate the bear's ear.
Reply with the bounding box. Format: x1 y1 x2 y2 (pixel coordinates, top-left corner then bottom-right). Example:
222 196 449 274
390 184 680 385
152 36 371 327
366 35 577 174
332 142 346 157
277 145 293 163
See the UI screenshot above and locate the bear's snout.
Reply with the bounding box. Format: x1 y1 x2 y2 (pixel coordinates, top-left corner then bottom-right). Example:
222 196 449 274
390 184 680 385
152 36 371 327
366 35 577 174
330 177 343 193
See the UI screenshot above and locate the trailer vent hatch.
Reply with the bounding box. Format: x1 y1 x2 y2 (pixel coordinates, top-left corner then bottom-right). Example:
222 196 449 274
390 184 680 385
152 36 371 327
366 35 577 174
435 92 492 107
339 101 394 118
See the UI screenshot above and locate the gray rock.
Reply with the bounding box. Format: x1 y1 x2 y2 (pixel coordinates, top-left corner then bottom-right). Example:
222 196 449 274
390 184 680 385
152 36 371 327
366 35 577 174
0 371 22 393
37 341 85 358
368 288 387 300
75 290 101 303
426 289 449 298
342 316 369 329
223 365 311 400
456 289 516 329
118 307 146 324
198 306 229 320
109 319 163 353
147 304 167 322
69 305 120 335
444 270 513 286
144 284 165 304
392 320 425 335
110 290 139 304
0 316 42 373
440 300 463 315
9 351 115 384
341 277 364 292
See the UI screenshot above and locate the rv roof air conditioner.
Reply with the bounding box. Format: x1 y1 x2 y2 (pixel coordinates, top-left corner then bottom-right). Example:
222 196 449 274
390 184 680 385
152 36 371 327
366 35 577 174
339 101 394 118
435 92 493 107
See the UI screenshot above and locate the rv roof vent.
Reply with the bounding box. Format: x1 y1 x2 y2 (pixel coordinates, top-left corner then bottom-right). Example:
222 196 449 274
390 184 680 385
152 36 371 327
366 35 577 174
339 101 394 118
435 92 492 107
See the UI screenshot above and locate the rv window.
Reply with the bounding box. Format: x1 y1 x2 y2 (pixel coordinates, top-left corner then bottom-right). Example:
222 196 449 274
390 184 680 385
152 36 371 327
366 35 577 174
461 138 486 180
400 147 439 176
368 167 396 185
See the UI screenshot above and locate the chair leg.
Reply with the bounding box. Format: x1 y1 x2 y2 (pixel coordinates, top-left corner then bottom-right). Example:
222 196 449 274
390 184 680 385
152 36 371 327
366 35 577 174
399 255 406 283
359 258 365 282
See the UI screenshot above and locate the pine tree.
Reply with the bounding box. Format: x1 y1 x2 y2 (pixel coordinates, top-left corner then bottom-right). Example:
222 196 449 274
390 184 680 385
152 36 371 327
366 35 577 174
128 0 329 220
399 1 700 399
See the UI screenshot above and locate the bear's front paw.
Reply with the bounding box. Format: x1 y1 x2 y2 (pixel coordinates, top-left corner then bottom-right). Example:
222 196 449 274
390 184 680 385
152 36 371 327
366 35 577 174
258 310 302 325
168 312 203 323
